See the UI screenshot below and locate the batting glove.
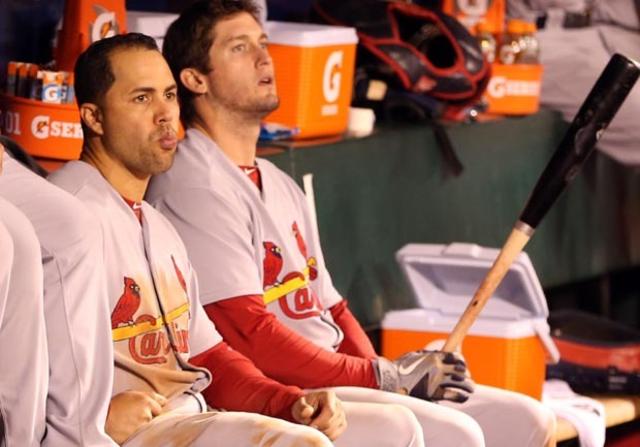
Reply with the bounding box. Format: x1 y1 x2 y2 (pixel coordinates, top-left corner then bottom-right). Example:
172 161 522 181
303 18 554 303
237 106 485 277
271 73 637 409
374 350 475 403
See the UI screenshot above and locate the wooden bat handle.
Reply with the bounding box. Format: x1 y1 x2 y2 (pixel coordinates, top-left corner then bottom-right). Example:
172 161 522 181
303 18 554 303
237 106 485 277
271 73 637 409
442 222 533 352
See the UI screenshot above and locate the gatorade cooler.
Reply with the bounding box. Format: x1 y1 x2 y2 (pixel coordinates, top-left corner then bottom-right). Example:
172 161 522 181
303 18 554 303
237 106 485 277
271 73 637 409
263 21 358 139
484 63 543 115
55 0 127 71
381 243 559 399
0 94 82 160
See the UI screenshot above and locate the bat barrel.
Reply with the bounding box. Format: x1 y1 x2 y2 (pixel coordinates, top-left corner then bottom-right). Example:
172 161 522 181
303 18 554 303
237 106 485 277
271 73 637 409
519 53 640 229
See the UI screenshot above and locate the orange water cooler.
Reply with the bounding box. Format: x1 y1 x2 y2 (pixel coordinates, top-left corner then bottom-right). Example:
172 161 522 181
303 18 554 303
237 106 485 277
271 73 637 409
382 243 559 399
264 21 358 139
1 0 126 162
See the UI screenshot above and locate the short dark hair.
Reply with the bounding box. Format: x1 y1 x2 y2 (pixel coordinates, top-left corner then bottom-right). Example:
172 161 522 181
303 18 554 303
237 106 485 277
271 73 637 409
74 32 159 107
163 0 261 125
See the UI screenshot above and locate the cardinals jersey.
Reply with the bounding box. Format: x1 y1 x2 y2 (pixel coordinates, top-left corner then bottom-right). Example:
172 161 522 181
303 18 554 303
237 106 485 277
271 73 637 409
0 216 11 324
147 128 344 352
0 154 116 447
0 197 48 447
50 161 222 400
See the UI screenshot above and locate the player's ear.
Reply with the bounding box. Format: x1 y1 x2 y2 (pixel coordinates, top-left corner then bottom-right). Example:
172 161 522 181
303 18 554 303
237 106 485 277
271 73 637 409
180 68 208 95
79 103 104 136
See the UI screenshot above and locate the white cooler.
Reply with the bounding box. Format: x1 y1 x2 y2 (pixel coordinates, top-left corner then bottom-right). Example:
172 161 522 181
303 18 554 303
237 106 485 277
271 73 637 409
381 242 559 399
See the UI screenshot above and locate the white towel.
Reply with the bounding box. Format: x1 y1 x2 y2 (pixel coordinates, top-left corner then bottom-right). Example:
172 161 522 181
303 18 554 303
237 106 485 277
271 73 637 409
543 379 606 447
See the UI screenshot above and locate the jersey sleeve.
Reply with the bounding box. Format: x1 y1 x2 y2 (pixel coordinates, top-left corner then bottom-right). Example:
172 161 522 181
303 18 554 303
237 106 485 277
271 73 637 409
189 341 303 421
205 295 379 389
330 300 378 359
154 187 263 305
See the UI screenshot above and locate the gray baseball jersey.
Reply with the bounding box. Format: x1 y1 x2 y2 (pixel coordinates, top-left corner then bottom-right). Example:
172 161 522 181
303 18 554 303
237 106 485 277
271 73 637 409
147 129 556 447
0 153 115 446
49 160 221 400
0 196 48 447
147 128 344 352
51 160 428 447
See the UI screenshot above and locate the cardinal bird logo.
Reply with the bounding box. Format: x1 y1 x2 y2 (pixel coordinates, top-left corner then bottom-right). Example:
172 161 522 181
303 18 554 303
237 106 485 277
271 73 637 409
292 221 318 281
171 255 187 294
111 277 142 329
263 241 283 289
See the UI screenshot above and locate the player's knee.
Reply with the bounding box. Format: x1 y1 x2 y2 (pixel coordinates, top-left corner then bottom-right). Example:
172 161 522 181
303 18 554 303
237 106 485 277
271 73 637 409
447 412 484 447
378 404 424 447
528 401 557 446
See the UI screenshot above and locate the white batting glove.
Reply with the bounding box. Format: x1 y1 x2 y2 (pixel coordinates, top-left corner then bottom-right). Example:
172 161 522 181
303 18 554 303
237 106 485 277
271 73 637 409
374 350 475 403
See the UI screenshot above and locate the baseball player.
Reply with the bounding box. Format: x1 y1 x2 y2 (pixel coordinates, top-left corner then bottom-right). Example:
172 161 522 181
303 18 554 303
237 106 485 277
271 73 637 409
49 32 425 447
0 144 48 447
146 1 557 446
1 136 117 446
507 0 640 165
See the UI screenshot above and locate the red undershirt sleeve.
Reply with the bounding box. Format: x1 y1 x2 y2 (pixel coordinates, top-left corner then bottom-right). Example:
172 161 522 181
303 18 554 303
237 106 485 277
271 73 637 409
329 300 378 360
204 295 379 390
190 341 303 422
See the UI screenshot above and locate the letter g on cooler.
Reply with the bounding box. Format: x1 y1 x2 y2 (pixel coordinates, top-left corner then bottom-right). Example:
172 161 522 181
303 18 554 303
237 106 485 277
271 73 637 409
323 51 343 103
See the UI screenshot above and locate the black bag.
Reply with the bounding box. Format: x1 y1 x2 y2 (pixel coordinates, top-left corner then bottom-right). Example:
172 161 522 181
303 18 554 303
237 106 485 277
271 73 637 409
546 310 640 394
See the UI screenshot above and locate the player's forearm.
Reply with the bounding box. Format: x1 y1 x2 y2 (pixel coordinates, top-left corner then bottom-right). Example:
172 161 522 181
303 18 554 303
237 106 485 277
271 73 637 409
205 297 379 389
330 300 378 359
190 342 303 421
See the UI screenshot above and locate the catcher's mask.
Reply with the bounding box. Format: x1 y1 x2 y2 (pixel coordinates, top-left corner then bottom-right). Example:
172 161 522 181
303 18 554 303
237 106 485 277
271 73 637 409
312 0 490 108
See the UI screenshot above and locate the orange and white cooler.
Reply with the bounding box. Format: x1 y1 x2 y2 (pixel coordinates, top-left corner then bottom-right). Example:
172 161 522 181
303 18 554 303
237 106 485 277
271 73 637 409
264 21 358 139
0 94 82 160
484 63 543 116
381 243 559 399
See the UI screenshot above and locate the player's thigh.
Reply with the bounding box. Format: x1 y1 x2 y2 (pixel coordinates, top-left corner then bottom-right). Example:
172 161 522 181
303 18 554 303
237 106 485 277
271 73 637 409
329 386 484 447
124 411 333 447
441 384 555 447
336 401 424 447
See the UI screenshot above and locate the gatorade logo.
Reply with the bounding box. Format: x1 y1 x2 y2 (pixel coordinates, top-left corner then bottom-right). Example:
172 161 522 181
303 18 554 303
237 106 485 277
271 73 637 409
456 0 488 16
42 84 61 103
322 51 343 116
31 115 83 140
487 76 540 98
91 6 119 43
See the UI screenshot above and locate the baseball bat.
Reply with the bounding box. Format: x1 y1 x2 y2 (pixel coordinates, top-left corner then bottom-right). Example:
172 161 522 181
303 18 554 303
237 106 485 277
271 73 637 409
443 53 640 353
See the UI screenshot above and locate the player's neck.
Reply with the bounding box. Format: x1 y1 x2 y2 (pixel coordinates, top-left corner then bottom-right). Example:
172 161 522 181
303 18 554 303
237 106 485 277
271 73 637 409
81 142 149 202
191 107 259 166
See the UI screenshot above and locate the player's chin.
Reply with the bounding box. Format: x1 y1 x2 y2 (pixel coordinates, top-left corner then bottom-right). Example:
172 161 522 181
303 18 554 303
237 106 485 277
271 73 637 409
150 151 176 175
256 96 280 116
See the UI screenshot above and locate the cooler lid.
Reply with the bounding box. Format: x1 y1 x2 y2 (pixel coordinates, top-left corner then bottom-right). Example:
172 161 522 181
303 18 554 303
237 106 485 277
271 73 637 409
265 21 358 47
397 243 549 320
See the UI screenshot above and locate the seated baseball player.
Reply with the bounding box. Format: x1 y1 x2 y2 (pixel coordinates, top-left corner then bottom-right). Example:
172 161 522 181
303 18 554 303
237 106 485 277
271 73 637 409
0 144 48 447
146 1 557 446
49 32 425 447
0 137 116 446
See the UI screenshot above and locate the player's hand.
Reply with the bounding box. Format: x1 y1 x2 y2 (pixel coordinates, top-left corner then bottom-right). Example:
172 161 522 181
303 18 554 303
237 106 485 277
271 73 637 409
292 390 347 441
105 390 168 445
0 143 4 174
375 351 474 403
399 350 474 403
